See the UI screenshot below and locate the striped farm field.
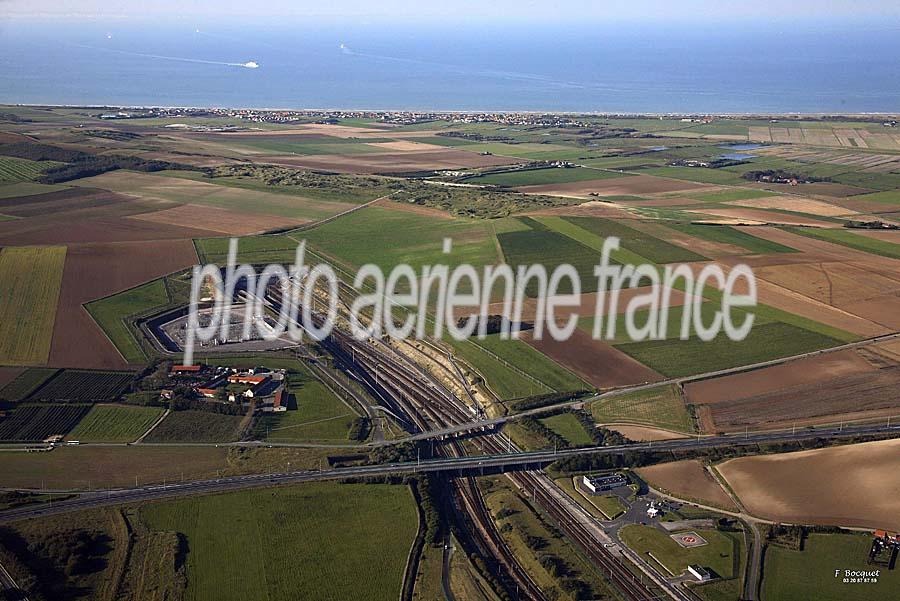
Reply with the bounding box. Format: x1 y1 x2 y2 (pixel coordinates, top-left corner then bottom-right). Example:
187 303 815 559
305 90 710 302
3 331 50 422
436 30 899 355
65 404 165 442
0 246 67 365
0 404 91 442
0 156 52 182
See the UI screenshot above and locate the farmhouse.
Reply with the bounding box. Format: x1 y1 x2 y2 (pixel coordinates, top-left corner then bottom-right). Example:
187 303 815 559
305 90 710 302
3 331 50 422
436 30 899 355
171 364 203 375
258 386 289 412
582 473 628 494
228 374 270 386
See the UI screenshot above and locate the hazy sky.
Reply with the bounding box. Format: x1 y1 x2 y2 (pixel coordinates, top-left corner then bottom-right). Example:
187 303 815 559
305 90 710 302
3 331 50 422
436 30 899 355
3 0 899 22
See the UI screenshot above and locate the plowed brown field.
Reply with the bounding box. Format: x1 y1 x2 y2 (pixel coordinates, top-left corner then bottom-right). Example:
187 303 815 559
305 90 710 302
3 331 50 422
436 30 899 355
638 459 738 511
49 240 198 368
700 365 900 431
718 438 900 530
522 328 662 388
684 349 877 405
131 203 306 235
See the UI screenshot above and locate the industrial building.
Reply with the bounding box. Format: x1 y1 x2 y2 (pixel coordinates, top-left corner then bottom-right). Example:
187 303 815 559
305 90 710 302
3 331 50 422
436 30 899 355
582 473 628 494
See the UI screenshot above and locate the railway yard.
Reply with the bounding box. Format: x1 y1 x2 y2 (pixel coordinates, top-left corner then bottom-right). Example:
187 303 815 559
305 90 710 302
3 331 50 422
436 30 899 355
0 107 899 600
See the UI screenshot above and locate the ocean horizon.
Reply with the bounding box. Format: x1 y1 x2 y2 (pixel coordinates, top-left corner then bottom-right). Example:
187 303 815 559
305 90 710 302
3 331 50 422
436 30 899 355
2 18 899 113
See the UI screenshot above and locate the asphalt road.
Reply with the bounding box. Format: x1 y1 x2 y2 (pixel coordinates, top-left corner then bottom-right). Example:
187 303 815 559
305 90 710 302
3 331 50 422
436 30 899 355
2 421 897 524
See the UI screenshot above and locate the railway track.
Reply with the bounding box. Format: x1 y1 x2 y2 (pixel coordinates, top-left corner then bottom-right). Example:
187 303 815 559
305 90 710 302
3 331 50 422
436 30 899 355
266 273 665 600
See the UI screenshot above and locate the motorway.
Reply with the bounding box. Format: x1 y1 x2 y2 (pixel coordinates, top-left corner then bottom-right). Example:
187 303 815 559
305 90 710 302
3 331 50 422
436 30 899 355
3 421 897 523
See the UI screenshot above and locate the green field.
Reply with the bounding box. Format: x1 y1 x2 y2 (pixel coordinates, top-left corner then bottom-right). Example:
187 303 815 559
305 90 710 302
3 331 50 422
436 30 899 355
194 234 299 264
86 279 170 363
688 188 780 202
302 205 499 273
564 216 707 264
620 525 741 580
762 533 900 600
785 226 900 259
74 171 361 221
539 412 594 446
144 410 245 442
638 167 750 186
0 156 51 182
591 384 694 433
0 246 67 365
846 190 900 205
448 338 548 399
65 404 165 442
0 182 67 199
553 477 627 519
665 223 797 254
254 373 359 443
534 215 650 264
464 334 590 396
498 226 605 295
614 321 842 378
139 482 418 601
465 166 624 187
483 475 618 600
460 141 598 161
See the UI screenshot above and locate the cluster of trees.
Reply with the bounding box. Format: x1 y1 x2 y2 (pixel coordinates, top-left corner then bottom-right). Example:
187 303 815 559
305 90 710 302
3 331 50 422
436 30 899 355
390 184 579 219
519 415 569 450
741 169 829 184
844 219 899 230
437 131 514 142
0 140 195 184
81 129 141 142
205 164 387 191
0 527 111 600
454 314 533 337
168 397 244 415
519 408 626 450
347 417 371 442
508 390 589 413
40 154 194 184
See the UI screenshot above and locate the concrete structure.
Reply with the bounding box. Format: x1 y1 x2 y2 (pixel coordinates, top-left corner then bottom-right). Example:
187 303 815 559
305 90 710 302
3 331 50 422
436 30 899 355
582 473 628 494
687 565 712 582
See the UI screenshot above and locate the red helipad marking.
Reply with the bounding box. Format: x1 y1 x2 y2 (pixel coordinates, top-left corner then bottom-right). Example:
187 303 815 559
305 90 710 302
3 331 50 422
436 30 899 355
681 536 697 543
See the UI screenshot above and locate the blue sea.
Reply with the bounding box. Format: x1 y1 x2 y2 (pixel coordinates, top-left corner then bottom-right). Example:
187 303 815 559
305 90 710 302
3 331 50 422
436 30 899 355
1 18 899 113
